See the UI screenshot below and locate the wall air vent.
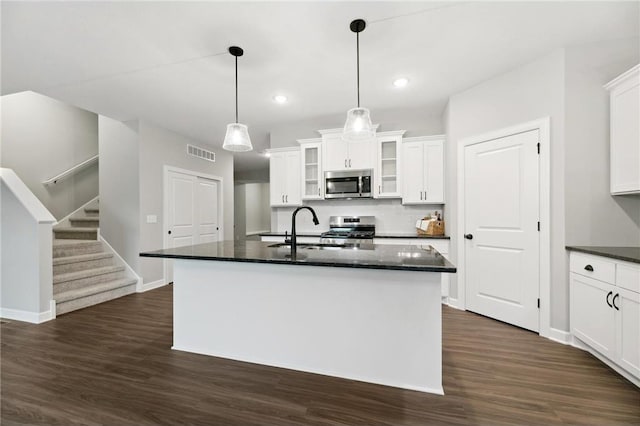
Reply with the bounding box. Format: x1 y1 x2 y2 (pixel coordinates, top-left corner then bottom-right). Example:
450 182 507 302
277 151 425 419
187 144 216 163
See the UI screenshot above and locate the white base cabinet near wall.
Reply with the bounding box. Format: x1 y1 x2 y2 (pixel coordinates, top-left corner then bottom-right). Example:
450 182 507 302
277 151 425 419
570 252 640 384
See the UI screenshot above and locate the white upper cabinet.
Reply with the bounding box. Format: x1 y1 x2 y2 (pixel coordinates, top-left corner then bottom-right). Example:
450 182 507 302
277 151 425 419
268 148 301 207
298 138 323 200
320 128 376 172
374 131 405 198
401 136 445 204
605 64 640 195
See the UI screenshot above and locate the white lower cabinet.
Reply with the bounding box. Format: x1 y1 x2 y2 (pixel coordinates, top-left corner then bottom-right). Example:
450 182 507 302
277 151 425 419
570 251 640 381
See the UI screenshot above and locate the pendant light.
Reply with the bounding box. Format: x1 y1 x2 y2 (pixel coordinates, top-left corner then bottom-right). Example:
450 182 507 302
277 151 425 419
223 46 253 152
343 19 374 141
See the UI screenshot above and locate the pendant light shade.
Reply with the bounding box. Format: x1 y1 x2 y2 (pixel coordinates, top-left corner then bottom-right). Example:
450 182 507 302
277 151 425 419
223 123 252 152
223 46 253 152
343 19 374 141
343 107 374 141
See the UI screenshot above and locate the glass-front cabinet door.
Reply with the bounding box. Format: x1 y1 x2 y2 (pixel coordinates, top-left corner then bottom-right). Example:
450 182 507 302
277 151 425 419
300 140 323 200
375 131 405 198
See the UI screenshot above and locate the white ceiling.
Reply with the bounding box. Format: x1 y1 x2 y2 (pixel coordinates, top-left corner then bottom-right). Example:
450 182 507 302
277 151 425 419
2 1 638 174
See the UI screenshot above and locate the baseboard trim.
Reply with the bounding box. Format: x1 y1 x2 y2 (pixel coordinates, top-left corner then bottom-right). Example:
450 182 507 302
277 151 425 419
54 195 99 227
139 279 167 293
545 327 571 345
246 230 270 236
98 232 143 291
0 305 55 324
445 297 465 311
571 336 640 388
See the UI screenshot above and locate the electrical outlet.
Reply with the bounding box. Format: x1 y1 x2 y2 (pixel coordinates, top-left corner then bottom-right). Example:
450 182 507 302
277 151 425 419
146 215 157 224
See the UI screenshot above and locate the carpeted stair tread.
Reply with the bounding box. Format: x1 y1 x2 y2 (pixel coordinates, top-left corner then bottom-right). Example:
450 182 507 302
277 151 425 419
54 226 98 233
53 252 113 266
53 239 100 246
69 217 99 226
55 278 137 304
54 265 125 285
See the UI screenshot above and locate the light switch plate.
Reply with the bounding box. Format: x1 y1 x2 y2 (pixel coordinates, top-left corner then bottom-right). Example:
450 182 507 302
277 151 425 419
146 215 157 224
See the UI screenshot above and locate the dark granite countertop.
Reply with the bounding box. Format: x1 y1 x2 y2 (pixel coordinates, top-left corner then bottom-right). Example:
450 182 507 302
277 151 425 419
259 232 450 240
566 246 640 264
140 240 456 273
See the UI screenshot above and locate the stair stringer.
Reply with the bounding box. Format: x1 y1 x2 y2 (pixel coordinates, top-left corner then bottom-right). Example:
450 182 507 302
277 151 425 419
97 231 142 292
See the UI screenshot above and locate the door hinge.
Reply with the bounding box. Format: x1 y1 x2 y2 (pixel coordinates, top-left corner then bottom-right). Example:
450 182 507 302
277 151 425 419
537 142 540 154
537 298 540 309
537 221 540 231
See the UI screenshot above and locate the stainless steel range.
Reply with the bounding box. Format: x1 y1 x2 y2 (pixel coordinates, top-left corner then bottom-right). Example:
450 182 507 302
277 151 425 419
320 216 375 245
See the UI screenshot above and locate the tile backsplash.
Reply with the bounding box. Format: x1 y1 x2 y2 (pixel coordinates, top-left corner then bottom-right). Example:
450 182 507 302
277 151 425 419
272 199 444 234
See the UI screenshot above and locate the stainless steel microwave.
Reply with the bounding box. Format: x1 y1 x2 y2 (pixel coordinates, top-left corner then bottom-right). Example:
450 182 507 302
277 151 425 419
324 169 372 199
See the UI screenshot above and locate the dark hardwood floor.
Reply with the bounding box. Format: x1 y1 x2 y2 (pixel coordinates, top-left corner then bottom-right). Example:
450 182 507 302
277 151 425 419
2 285 639 425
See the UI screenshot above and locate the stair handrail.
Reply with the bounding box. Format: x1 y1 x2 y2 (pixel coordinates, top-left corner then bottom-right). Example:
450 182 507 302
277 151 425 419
42 154 98 186
0 168 56 223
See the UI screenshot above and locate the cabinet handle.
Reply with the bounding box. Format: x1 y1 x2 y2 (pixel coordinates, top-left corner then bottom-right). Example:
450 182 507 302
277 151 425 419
318 187 320 196
349 159 352 167
282 195 285 203
285 194 288 203
420 191 423 200
606 291 613 308
379 185 381 194
612 293 620 311
584 264 594 272
424 191 427 200
345 159 347 168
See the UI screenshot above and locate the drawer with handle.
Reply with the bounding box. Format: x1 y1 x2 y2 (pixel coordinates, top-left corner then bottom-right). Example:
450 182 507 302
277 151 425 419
570 253 616 284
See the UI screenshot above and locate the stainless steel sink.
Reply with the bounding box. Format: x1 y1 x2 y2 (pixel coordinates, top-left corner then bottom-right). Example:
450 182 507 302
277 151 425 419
268 242 352 250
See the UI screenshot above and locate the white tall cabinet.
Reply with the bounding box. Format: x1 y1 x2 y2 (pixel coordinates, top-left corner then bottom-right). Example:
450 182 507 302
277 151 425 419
402 136 445 204
605 64 640 195
298 138 323 200
268 148 301 207
570 251 640 383
375 131 405 198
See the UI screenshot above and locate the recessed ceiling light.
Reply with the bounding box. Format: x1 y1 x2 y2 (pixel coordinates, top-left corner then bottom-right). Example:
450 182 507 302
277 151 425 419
273 95 288 104
393 78 409 88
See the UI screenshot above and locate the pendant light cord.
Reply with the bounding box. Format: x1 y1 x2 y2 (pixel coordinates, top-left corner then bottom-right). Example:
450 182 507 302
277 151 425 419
235 55 239 123
356 31 360 108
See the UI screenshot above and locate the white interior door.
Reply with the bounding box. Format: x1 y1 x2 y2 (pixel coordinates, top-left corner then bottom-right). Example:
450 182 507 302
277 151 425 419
196 177 219 244
166 170 221 282
464 129 540 332
168 171 196 249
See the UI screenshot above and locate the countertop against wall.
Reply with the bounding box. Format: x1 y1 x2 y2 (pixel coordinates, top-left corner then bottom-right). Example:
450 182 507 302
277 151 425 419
566 246 640 264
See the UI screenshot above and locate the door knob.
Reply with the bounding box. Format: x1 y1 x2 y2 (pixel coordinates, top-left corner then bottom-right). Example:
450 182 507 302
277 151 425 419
464 234 473 240
168 230 172 235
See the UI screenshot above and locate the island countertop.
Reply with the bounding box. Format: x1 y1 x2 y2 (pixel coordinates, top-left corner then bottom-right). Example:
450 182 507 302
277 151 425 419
140 240 456 273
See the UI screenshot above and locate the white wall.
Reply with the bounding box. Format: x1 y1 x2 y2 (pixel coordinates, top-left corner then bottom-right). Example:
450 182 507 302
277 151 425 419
273 199 443 235
245 183 270 235
0 91 98 220
564 38 640 246
446 50 567 329
138 121 234 284
98 116 140 272
0 173 55 322
234 184 246 240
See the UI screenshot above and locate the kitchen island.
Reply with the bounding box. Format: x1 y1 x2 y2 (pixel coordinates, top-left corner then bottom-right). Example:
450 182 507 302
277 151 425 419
140 240 456 394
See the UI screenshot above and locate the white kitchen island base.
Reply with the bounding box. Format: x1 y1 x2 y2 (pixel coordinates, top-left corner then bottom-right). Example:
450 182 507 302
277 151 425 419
173 259 443 394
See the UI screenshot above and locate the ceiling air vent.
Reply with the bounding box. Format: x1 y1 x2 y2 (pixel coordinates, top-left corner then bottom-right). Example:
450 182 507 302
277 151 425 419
187 144 216 163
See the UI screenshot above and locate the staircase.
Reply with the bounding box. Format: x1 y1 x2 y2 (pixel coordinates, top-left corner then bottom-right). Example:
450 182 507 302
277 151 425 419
53 202 137 315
